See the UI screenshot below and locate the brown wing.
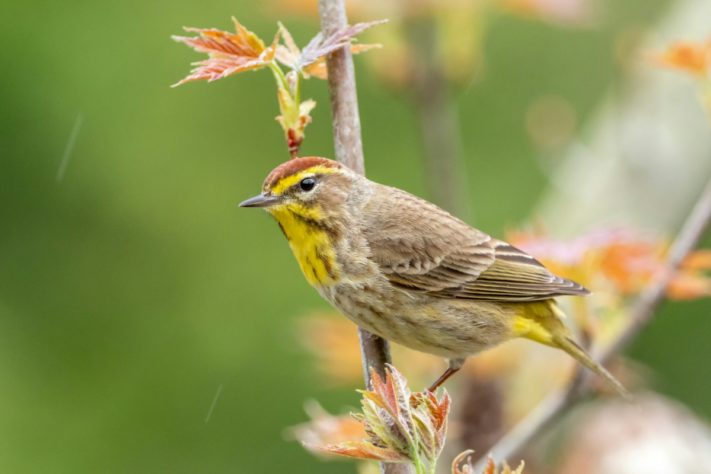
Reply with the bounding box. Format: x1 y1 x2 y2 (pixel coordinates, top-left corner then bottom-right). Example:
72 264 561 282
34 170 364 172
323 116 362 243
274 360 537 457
362 185 588 302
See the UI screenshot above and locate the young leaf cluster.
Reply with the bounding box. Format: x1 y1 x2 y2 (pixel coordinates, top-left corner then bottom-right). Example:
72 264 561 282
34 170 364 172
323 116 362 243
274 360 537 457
173 17 384 157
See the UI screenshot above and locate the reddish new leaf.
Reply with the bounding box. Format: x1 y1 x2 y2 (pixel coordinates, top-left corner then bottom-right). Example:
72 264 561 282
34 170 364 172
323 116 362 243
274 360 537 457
289 401 367 450
300 43 381 79
274 22 302 70
172 18 278 86
296 365 451 468
452 451 525 474
274 21 384 80
298 19 387 69
321 442 409 462
370 366 404 420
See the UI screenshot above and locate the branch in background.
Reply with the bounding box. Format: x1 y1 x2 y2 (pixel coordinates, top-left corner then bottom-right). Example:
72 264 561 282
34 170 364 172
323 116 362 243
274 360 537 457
407 17 471 218
316 1 410 472
473 176 711 471
602 177 711 360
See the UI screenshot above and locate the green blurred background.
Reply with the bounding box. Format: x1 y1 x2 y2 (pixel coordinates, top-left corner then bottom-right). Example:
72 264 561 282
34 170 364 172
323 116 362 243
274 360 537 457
2 0 710 472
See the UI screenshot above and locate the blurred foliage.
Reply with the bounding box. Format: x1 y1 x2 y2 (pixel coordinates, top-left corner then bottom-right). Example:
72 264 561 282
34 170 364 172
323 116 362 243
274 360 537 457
4 0 711 473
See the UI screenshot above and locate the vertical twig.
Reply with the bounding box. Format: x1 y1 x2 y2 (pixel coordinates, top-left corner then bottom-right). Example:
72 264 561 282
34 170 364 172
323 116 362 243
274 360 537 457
317 0 388 382
317 0 365 175
317 2 413 473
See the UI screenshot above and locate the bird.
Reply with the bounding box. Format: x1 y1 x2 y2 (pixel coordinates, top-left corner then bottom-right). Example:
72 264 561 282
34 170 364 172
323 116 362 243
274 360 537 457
239 156 626 395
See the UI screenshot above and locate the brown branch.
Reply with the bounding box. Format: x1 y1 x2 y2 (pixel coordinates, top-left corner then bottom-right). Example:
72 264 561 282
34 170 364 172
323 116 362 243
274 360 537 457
406 17 471 218
317 2 412 473
473 176 711 471
317 0 365 175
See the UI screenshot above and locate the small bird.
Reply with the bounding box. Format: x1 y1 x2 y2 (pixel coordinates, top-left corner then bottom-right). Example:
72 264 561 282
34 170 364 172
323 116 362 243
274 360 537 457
240 156 626 395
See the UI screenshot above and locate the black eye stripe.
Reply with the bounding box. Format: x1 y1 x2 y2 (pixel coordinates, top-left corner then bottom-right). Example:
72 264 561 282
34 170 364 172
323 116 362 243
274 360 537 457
300 177 316 192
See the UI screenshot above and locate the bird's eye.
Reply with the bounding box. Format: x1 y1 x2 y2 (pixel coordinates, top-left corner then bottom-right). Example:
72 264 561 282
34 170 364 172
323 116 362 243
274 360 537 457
300 177 316 192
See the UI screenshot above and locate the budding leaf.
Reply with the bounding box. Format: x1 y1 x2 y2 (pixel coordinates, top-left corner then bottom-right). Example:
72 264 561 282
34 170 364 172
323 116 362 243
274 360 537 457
452 451 525 474
172 17 279 86
305 364 450 469
323 442 410 463
276 20 386 79
171 17 386 157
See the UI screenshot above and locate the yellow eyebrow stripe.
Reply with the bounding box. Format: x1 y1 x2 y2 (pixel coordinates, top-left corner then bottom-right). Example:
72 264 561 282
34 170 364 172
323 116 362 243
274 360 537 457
270 166 340 196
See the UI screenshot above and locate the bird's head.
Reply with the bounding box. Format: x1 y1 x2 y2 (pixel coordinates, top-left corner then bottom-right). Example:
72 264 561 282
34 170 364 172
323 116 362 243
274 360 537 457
239 156 361 222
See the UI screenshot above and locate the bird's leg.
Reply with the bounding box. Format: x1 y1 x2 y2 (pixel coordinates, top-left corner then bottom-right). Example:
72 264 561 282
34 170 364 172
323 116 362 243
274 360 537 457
427 358 465 392
427 368 458 392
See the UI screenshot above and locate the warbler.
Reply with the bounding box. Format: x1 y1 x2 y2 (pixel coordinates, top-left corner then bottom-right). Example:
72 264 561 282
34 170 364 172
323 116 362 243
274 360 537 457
240 156 626 395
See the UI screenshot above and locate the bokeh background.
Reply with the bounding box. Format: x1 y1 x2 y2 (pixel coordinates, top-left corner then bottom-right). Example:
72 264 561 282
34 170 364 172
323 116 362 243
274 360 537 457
2 0 711 472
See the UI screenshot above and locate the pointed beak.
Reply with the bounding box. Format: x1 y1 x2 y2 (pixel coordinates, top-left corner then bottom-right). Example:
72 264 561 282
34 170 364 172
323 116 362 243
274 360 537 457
239 193 281 208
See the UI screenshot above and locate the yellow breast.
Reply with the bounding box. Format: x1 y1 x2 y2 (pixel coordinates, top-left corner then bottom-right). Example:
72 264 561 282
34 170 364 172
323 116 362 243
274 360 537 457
269 205 339 286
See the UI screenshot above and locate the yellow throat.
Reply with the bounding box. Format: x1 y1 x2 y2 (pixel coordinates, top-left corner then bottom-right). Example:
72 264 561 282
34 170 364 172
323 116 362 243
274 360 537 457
268 203 339 286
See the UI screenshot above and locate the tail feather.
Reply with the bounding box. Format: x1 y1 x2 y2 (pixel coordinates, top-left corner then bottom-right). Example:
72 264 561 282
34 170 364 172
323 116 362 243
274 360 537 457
513 301 629 398
552 334 629 398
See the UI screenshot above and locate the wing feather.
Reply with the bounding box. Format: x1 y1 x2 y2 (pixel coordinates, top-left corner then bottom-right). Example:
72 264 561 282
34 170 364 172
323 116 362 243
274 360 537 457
362 185 588 302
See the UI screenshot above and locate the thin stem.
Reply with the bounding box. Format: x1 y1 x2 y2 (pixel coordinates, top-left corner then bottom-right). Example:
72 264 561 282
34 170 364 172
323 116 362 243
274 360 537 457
411 456 425 474
601 176 711 362
473 176 711 471
317 0 365 174
294 69 302 106
268 61 289 91
317 1 410 473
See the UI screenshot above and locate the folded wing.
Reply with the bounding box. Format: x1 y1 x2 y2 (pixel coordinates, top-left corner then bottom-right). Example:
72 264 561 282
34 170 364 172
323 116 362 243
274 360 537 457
363 186 588 302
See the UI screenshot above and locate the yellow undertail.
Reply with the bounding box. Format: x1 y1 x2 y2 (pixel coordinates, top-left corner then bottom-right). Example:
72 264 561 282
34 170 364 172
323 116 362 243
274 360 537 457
512 301 629 397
